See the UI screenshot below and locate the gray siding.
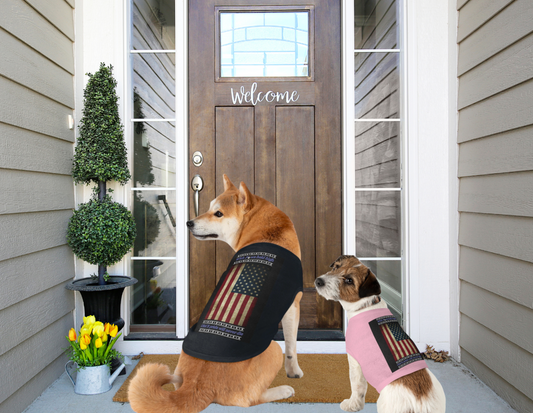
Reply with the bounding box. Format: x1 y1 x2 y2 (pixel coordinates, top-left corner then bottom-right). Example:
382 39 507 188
457 0 533 412
0 0 75 411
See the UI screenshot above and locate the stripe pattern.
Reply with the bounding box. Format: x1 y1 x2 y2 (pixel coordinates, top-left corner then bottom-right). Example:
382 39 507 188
371 315 424 372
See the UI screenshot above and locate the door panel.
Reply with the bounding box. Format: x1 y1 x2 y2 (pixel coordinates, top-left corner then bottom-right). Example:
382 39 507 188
189 0 342 330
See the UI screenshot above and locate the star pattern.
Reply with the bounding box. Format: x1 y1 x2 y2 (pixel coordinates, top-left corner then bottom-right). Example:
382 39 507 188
232 264 268 297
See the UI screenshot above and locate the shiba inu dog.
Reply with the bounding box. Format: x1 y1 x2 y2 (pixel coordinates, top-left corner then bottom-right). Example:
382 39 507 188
128 175 304 412
315 255 446 413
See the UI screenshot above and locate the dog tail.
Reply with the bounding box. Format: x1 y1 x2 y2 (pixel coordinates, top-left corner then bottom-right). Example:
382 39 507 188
128 363 213 413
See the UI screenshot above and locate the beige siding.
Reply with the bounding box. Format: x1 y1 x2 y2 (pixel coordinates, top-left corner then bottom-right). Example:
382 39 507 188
0 0 75 411
457 0 533 411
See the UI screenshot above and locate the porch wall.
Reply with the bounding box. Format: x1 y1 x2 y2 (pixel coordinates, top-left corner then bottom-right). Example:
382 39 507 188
0 0 76 411
457 0 533 412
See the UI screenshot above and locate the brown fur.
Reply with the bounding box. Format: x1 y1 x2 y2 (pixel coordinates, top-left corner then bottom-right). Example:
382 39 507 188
325 256 381 302
391 369 433 400
128 175 302 412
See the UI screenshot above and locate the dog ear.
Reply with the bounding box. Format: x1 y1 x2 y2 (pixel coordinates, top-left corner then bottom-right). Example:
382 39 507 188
358 269 381 298
223 174 237 192
238 181 255 212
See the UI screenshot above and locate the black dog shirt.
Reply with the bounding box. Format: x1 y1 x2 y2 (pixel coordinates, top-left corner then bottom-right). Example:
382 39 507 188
182 243 303 362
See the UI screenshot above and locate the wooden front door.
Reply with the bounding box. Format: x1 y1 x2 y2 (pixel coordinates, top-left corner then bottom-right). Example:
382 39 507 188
188 0 342 332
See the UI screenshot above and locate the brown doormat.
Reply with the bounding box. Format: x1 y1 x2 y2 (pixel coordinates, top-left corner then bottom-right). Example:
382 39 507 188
114 354 378 404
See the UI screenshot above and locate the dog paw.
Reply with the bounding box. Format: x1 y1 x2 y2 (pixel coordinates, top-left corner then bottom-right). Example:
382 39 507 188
340 398 364 412
285 360 304 379
279 385 295 399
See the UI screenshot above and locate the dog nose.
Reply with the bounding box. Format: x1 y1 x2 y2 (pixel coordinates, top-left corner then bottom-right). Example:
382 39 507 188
186 220 194 228
315 277 325 287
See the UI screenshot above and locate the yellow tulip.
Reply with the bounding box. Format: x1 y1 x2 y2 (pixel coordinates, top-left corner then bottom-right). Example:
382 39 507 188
95 337 103 349
79 334 91 350
80 324 92 337
108 323 118 338
92 321 105 337
83 315 96 326
102 332 108 343
68 328 77 341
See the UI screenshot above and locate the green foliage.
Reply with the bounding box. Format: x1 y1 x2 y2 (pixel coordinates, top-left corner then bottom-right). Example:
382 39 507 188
67 194 137 267
133 193 161 255
72 63 131 185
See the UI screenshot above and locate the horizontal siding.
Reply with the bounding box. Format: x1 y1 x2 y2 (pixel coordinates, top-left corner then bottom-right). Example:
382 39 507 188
25 0 74 41
457 0 513 43
0 210 72 262
459 212 533 264
0 123 73 175
460 281 533 353
457 78 533 143
0 169 73 214
0 0 74 74
0 353 67 413
460 247 533 309
0 283 74 357
458 126 533 177
0 314 72 405
0 76 74 142
0 27 74 107
458 0 533 76
459 171 533 216
460 316 533 401
461 351 533 413
0 246 74 311
458 32 533 110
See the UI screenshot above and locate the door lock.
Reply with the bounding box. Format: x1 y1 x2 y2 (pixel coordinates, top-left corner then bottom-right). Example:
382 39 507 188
191 175 204 217
192 151 203 167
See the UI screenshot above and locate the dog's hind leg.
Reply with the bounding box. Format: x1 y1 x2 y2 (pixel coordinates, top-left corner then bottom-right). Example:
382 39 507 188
281 291 304 378
255 386 295 404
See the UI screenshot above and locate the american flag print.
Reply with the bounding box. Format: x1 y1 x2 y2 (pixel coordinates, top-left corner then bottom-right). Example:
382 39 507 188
198 261 270 341
371 315 424 372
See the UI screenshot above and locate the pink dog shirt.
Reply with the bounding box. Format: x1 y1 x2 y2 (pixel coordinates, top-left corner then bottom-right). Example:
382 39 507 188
346 308 428 393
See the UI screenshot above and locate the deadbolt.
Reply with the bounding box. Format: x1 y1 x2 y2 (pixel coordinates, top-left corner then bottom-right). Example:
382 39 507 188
192 151 203 167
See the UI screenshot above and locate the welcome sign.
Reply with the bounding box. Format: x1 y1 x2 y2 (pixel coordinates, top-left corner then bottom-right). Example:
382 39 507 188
230 82 300 105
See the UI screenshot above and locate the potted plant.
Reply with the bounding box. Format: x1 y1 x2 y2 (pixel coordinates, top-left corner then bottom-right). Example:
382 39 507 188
65 63 137 334
64 315 125 395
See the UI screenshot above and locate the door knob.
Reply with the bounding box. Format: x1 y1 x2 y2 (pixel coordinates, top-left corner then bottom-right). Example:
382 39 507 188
191 175 204 217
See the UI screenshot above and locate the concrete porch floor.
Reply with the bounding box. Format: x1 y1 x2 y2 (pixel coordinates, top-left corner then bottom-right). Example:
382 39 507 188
23 356 518 413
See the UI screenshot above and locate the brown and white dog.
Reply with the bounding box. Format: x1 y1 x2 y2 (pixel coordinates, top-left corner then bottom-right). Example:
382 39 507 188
128 175 303 412
315 255 446 413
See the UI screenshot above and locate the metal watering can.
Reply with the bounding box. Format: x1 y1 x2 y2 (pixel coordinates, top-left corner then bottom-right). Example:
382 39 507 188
66 361 125 395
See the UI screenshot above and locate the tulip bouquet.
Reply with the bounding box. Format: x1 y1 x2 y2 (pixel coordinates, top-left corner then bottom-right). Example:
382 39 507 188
66 315 122 368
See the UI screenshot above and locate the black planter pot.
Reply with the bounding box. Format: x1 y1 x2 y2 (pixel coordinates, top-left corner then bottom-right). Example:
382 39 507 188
65 276 137 332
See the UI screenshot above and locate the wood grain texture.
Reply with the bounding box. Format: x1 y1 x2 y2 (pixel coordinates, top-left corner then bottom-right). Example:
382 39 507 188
25 0 74 41
458 0 533 76
459 212 533 265
459 172 533 216
0 283 74 356
0 123 73 175
460 315 533 400
460 281 533 353
0 76 74 142
0 27 74 108
461 350 533 413
0 314 72 405
457 78 533 143
459 246 533 310
0 245 74 311
0 210 72 262
457 0 513 43
0 169 74 215
0 0 74 73
458 125 533 177
458 32 533 110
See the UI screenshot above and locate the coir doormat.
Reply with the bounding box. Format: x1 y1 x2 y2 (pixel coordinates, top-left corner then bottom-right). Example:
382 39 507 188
114 353 378 404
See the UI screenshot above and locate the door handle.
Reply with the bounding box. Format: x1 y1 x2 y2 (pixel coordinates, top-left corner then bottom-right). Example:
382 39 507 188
191 175 204 217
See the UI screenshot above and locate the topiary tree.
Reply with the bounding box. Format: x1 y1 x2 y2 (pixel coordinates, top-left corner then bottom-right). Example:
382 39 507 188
68 63 136 285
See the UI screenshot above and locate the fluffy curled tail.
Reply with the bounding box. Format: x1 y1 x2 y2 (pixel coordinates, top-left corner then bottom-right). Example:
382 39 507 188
128 363 211 413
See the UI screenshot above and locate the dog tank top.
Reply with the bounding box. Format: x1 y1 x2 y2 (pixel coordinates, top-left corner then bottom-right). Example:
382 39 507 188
346 308 428 392
182 243 303 362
